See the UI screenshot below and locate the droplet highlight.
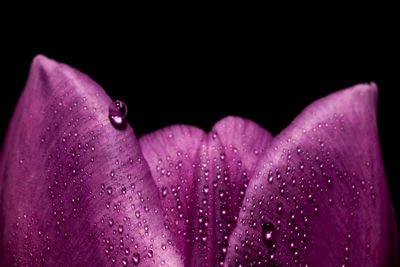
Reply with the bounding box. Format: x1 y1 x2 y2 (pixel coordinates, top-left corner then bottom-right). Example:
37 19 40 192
109 100 128 129
262 222 275 247
132 252 140 265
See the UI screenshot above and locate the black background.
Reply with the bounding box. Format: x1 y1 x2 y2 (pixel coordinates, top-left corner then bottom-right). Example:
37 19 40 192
1 22 398 238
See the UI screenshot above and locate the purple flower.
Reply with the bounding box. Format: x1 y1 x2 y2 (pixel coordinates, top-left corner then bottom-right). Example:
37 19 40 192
0 55 397 266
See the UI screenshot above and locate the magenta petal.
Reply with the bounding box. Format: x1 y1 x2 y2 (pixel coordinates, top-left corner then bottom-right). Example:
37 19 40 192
224 84 398 266
139 124 207 257
0 55 183 266
139 116 273 266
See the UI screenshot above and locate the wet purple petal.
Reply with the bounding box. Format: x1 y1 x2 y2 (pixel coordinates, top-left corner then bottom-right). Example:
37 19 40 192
1 55 397 266
139 117 273 266
0 55 183 266
139 124 206 258
224 84 398 266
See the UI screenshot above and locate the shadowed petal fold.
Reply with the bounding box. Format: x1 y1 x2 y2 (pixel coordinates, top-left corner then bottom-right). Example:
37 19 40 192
0 55 183 266
140 116 273 266
224 83 398 266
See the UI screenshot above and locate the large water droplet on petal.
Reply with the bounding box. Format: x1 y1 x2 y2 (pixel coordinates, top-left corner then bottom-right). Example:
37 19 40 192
109 100 128 129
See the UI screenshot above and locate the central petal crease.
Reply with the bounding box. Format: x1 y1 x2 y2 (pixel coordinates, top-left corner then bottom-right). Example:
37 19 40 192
139 116 273 266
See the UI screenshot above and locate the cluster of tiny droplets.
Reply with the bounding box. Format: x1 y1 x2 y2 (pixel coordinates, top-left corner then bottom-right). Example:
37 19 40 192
225 115 376 266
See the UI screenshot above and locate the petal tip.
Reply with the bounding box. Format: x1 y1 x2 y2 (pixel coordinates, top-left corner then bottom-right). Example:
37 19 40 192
369 81 378 91
321 82 379 115
211 115 243 130
31 54 57 70
27 54 60 88
350 82 378 98
352 82 379 110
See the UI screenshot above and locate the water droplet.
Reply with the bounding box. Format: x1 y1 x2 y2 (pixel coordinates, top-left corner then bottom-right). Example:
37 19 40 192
220 205 227 218
161 186 168 198
299 162 304 171
109 100 127 129
289 236 297 252
118 225 124 234
135 211 141 218
147 250 153 258
121 187 127 195
203 185 209 194
132 253 140 265
106 186 113 195
262 222 275 247
277 202 283 214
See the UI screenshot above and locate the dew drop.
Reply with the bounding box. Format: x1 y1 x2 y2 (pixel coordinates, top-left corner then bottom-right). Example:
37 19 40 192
132 252 140 265
147 250 153 258
109 100 128 129
277 202 283 214
135 211 141 218
220 205 227 218
262 222 275 247
118 225 124 234
203 185 209 194
161 186 168 198
106 186 113 195
289 237 297 252
299 162 304 171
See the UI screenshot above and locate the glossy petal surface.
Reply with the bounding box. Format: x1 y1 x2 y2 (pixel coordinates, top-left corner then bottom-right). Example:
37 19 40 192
139 117 273 266
1 56 397 267
224 83 398 266
0 55 183 266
